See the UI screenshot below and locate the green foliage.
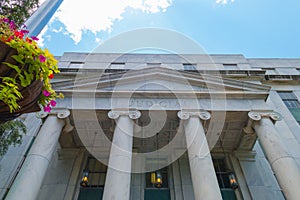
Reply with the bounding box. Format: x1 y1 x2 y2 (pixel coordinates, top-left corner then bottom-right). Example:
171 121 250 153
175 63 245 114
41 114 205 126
0 0 40 27
0 119 26 157
0 15 63 113
0 77 22 112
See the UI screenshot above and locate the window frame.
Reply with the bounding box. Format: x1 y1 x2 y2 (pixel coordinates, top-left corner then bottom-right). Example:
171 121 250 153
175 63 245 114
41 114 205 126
183 63 197 71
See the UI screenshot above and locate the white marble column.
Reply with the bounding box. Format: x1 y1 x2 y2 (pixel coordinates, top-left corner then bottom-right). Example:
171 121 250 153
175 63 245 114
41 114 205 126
178 111 222 200
249 111 300 200
25 0 63 36
6 109 70 200
103 110 141 200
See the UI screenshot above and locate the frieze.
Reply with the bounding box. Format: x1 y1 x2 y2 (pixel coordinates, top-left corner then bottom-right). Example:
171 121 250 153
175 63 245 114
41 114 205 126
61 97 270 111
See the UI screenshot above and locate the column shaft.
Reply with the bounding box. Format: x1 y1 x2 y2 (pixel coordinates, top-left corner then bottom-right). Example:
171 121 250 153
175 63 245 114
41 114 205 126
6 115 65 200
25 0 63 36
254 117 300 200
103 115 134 200
184 117 222 200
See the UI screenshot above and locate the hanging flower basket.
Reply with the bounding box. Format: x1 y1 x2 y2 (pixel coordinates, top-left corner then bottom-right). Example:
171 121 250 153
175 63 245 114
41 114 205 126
0 16 63 122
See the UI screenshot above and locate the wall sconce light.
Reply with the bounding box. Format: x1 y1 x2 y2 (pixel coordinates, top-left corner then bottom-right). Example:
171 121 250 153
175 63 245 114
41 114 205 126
80 170 89 187
155 172 163 188
151 172 156 184
150 171 163 188
228 172 238 189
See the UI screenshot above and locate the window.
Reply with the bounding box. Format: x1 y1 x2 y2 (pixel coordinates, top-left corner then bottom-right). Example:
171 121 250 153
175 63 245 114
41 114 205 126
278 91 300 125
69 62 84 68
213 158 238 200
223 64 238 70
278 92 300 108
146 168 169 189
183 63 197 70
147 63 161 67
109 62 125 69
213 159 231 189
261 68 278 75
145 167 171 200
81 156 107 187
77 157 107 200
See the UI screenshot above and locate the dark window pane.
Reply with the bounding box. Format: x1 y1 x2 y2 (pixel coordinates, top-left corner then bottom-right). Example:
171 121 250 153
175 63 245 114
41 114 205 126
223 64 238 70
144 189 171 200
110 62 125 69
78 188 103 200
221 189 237 200
183 63 197 70
216 174 224 188
221 174 231 188
278 91 297 100
213 159 233 189
284 100 300 108
83 157 107 187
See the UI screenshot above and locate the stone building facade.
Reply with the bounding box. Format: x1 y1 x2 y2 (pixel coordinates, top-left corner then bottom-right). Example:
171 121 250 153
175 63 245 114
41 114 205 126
1 53 300 200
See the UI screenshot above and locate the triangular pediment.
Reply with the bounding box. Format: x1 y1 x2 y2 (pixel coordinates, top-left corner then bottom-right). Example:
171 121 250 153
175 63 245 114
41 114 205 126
53 67 270 99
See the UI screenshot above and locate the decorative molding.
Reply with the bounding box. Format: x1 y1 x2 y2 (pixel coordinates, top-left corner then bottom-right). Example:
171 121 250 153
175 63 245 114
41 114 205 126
107 111 119 119
177 111 189 120
239 116 257 150
56 109 71 119
36 108 70 119
55 66 270 90
108 110 141 120
36 111 48 119
239 111 282 150
199 111 211 120
248 111 282 121
248 111 261 121
62 117 74 133
177 110 211 120
129 110 141 119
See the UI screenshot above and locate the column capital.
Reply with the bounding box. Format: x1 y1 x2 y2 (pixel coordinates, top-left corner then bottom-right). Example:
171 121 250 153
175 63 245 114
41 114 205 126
36 108 70 119
108 110 141 120
177 110 211 121
248 111 282 122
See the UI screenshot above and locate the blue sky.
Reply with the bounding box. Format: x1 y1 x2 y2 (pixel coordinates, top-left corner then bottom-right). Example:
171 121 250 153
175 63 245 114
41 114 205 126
39 0 300 58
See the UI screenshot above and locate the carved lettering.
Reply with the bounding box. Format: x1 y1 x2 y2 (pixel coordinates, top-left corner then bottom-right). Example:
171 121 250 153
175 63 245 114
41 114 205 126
159 100 168 107
127 98 196 109
136 100 143 107
146 100 154 107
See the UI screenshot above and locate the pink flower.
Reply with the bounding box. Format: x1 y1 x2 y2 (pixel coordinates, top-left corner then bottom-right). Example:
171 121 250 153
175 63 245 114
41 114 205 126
31 36 39 41
39 55 46 62
50 100 56 107
3 18 10 23
43 105 51 112
9 21 16 30
20 30 29 34
43 90 50 97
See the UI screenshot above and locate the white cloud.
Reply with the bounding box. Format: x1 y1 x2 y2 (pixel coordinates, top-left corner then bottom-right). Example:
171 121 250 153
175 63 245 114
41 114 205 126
37 25 48 47
216 0 234 4
95 37 102 44
42 0 173 44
